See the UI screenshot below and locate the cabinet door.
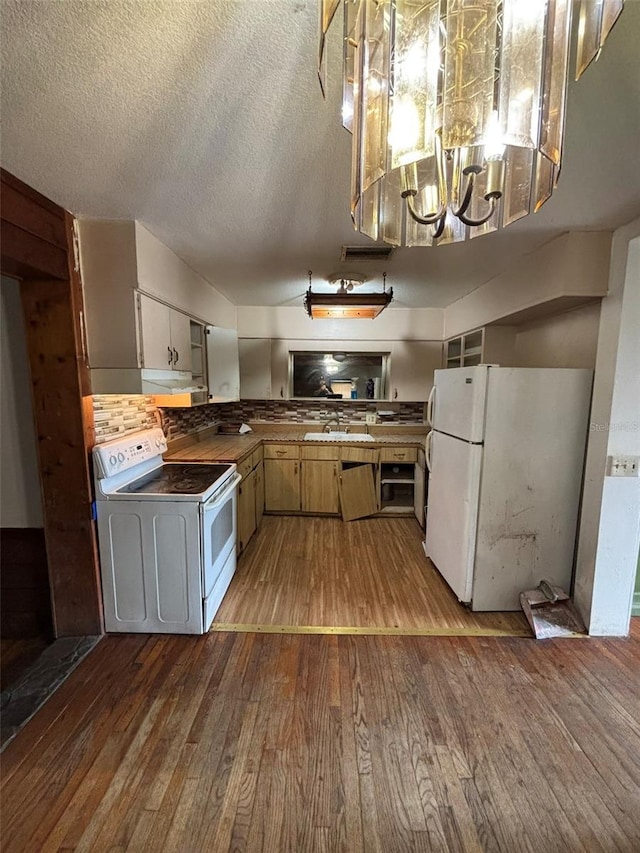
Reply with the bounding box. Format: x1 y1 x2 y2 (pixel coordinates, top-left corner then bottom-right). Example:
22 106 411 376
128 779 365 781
270 339 289 400
239 338 272 399
169 309 192 372
138 293 173 370
237 469 257 553
254 461 264 528
264 459 300 512
302 461 339 514
207 327 240 401
390 341 442 401
339 464 378 521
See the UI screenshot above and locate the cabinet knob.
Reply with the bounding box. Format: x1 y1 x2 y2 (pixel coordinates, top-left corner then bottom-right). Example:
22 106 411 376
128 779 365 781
394 388 398 400
173 347 179 364
167 346 173 365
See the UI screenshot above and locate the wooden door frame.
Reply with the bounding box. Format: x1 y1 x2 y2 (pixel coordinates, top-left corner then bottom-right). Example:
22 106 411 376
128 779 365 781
1 168 103 636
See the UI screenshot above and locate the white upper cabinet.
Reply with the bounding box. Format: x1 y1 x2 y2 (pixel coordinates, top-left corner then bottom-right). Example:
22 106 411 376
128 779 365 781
206 327 240 402
77 219 237 394
389 341 443 401
445 326 516 369
237 338 288 400
270 340 290 400
239 338 272 399
138 294 192 372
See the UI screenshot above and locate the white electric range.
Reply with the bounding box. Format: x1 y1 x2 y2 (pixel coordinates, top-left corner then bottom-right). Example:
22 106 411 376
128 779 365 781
93 428 241 634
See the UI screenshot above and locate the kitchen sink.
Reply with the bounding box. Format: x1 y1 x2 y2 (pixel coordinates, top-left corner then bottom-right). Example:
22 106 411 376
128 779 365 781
303 431 372 442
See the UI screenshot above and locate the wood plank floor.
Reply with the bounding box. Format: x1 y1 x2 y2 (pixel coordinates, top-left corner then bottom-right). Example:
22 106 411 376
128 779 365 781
215 516 530 635
1 625 639 852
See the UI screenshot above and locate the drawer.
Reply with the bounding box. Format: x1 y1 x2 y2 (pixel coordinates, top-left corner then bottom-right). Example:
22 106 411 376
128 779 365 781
301 445 340 461
237 455 254 479
341 447 379 464
263 443 300 460
380 446 417 463
251 446 263 469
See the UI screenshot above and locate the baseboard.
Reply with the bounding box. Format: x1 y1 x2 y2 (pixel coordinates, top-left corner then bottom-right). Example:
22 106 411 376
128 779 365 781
632 592 640 617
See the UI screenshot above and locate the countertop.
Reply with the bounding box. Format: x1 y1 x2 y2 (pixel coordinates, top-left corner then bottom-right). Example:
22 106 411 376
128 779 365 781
166 428 427 463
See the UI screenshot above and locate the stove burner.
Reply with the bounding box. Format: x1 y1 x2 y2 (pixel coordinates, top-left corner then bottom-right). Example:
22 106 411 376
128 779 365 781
117 463 233 496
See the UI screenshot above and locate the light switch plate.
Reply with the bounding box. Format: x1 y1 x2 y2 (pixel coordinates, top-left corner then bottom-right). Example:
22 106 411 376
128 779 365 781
607 456 639 477
365 413 376 424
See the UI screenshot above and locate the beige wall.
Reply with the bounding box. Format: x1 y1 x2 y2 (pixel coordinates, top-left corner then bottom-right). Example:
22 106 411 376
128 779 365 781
444 232 611 338
513 302 601 369
237 305 444 341
0 277 43 527
574 218 640 635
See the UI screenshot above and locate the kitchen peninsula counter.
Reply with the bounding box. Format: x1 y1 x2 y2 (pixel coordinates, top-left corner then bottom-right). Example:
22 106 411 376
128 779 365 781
166 425 427 463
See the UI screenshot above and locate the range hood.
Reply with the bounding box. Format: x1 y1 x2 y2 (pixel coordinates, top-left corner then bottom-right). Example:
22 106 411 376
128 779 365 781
89 368 207 400
140 370 206 395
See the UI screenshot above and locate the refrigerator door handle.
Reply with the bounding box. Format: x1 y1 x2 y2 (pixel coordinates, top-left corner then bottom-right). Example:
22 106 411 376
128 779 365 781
426 430 433 473
427 385 436 428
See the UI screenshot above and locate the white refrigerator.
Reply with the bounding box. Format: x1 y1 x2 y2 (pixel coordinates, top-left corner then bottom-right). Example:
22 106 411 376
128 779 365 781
424 366 592 611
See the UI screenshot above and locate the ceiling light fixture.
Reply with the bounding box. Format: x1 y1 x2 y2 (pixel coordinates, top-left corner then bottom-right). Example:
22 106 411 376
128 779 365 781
320 0 624 247
304 270 393 319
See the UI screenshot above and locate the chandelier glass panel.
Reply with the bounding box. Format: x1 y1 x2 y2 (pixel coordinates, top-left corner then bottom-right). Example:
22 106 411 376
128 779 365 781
322 0 623 247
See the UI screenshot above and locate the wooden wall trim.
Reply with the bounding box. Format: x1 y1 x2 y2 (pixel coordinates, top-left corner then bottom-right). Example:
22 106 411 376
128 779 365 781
1 170 103 637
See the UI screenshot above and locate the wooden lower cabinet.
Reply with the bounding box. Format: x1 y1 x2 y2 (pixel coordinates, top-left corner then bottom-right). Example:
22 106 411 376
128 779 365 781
261 441 423 523
339 464 379 521
254 460 264 527
264 458 300 512
237 449 265 555
237 468 257 553
301 460 339 514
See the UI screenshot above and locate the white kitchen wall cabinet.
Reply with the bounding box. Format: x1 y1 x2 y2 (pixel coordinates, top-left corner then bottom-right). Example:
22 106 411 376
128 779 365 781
445 326 516 369
237 337 288 400
189 321 207 386
77 219 236 394
389 341 442 401
206 327 240 402
138 294 192 372
270 340 290 400
239 338 272 399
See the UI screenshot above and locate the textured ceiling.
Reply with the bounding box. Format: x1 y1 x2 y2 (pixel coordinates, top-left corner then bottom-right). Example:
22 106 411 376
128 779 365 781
1 0 639 309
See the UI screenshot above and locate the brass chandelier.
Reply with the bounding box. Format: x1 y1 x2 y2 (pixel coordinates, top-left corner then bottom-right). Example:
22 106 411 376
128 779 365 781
320 0 624 247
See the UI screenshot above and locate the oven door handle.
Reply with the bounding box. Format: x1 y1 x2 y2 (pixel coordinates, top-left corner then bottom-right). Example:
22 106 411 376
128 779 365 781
201 472 241 513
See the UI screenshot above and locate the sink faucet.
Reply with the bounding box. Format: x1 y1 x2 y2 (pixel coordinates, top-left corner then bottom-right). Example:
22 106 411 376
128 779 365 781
322 415 341 433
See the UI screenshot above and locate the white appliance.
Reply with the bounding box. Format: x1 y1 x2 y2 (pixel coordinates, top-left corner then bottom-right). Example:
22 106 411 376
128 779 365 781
93 428 241 634
425 366 592 611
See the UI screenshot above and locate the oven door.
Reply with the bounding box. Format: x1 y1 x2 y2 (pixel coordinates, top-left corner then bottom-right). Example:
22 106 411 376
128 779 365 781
200 472 241 601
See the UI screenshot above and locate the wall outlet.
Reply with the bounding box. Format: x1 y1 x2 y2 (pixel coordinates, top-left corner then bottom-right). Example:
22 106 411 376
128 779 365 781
607 455 640 477
365 413 376 424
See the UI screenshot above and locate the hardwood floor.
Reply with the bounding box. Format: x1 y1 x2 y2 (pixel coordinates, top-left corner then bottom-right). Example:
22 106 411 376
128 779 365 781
215 516 530 635
1 625 639 851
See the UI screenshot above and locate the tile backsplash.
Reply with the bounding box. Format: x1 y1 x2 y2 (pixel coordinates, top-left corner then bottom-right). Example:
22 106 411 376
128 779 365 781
92 395 160 444
93 397 426 445
215 399 426 424
159 404 221 441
